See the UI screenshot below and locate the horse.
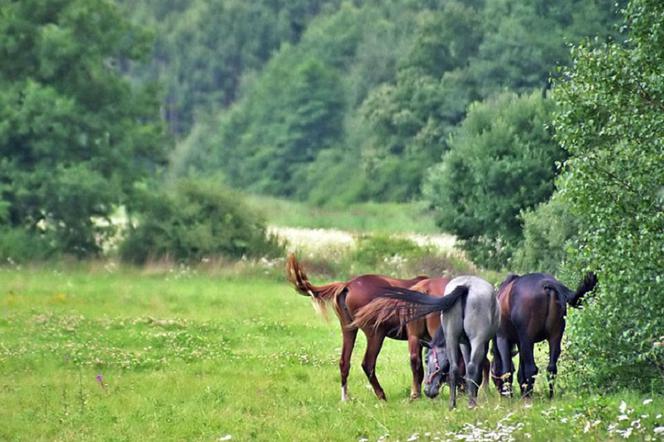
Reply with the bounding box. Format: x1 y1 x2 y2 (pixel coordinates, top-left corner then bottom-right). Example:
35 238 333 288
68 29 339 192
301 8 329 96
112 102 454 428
287 254 434 401
352 275 499 409
490 272 597 399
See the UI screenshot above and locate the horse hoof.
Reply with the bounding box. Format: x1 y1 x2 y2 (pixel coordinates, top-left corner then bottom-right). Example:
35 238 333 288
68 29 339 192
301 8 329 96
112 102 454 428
409 393 421 401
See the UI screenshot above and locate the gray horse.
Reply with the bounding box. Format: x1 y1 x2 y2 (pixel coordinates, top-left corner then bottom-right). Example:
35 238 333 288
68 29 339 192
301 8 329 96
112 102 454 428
353 275 499 409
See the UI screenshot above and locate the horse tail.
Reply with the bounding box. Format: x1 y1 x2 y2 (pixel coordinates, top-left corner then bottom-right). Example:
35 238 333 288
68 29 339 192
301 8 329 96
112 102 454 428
286 254 346 320
544 272 598 309
351 285 469 330
567 271 598 308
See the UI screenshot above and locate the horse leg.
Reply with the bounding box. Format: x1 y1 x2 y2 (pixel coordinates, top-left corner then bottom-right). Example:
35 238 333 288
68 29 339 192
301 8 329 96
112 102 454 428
495 336 514 397
517 337 537 398
340 327 358 401
481 343 490 392
458 342 470 395
361 332 387 400
446 339 461 410
547 330 564 399
465 338 489 408
407 334 423 400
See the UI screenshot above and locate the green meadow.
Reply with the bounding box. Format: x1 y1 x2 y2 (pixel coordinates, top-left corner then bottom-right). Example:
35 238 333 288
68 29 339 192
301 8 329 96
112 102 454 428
1 265 661 441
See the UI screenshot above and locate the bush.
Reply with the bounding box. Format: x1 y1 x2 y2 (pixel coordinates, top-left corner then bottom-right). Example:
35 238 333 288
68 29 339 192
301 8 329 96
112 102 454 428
0 228 57 263
120 180 284 264
347 234 474 278
552 0 664 392
513 194 579 274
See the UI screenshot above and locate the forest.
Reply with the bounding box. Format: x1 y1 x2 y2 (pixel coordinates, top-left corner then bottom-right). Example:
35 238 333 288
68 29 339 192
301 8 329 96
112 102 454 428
0 0 662 439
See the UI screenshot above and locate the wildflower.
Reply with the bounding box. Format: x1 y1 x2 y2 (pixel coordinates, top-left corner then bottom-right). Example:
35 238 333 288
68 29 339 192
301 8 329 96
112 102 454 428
654 427 664 435
95 373 105 389
642 399 653 405
619 401 627 413
218 435 232 441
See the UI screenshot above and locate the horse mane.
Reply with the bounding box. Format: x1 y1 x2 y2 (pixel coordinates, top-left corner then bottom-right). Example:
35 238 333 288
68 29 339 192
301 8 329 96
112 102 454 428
351 285 469 330
286 254 346 320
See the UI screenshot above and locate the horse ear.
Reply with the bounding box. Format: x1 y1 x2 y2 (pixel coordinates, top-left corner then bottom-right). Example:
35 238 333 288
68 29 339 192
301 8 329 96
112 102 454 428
420 339 431 349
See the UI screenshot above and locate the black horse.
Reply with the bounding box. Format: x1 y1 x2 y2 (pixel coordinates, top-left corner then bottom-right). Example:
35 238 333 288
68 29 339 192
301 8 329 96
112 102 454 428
491 272 597 398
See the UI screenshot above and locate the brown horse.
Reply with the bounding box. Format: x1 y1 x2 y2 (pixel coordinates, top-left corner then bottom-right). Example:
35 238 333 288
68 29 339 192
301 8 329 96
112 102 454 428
287 254 453 400
491 272 597 398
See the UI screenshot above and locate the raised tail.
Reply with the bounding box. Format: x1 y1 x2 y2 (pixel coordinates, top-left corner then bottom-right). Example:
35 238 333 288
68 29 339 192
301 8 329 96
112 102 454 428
545 271 598 309
286 254 346 319
351 285 469 330
567 271 598 308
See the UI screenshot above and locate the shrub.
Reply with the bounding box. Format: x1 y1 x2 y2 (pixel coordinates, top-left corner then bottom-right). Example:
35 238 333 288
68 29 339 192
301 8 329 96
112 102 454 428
119 180 284 264
552 0 664 392
513 194 579 274
0 228 56 263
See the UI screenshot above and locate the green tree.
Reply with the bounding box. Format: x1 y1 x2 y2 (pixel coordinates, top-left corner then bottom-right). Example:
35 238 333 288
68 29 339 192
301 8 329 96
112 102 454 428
424 92 562 268
553 0 664 391
121 0 341 135
0 0 168 257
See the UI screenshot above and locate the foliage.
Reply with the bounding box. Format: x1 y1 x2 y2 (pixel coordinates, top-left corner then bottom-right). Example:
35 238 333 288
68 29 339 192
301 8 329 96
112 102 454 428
424 92 562 269
120 0 340 135
513 194 579 274
0 0 168 257
0 228 57 263
553 0 664 391
163 0 625 204
119 180 283 264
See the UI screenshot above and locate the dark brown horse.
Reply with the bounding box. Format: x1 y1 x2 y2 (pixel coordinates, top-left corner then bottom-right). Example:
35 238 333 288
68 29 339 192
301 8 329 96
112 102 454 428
491 272 597 398
287 255 458 400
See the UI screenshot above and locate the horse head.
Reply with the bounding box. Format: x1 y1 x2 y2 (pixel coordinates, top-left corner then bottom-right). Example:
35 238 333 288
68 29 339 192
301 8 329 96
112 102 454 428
422 329 449 398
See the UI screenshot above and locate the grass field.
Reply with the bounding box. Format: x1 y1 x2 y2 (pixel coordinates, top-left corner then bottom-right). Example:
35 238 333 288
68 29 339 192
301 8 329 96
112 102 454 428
245 195 440 235
1 264 662 441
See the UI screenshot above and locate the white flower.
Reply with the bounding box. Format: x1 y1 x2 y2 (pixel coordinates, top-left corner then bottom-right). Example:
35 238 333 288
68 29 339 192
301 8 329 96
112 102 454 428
219 435 232 441
619 400 627 413
654 427 664 435
642 398 653 405
584 422 591 433
618 414 629 421
407 433 419 441
622 427 633 439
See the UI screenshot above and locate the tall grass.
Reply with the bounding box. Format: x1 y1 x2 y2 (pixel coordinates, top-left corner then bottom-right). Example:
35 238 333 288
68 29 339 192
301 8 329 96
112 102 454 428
1 265 661 441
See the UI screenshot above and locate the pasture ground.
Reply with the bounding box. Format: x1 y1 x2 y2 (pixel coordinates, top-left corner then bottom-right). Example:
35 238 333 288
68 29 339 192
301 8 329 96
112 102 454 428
1 265 662 441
